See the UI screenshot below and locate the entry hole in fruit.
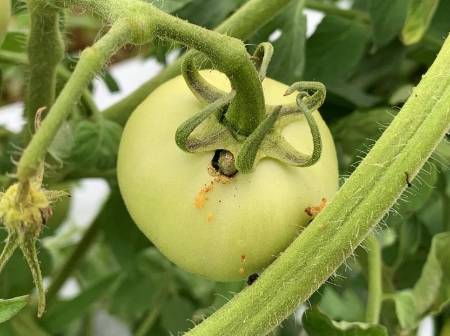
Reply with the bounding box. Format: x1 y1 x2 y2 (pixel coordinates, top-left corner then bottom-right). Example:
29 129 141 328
247 273 259 285
211 150 238 177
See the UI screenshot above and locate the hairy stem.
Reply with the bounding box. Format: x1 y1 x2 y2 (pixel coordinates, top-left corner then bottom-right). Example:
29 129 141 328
103 0 296 125
16 21 130 182
186 35 450 336
53 0 265 135
365 235 382 324
0 50 99 118
25 0 65 136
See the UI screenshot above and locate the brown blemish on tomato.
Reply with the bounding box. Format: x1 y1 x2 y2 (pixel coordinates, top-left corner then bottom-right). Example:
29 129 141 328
239 255 246 275
207 212 214 222
194 181 214 209
208 164 233 184
305 197 327 217
194 169 232 209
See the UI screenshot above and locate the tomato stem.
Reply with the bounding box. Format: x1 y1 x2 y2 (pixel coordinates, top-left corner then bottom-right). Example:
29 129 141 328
25 0 65 138
17 21 130 182
185 34 450 336
102 0 298 125
365 234 382 324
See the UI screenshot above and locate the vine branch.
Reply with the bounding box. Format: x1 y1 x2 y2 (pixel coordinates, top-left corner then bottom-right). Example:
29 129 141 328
365 234 382 324
185 34 450 336
25 0 65 136
17 21 130 182
0 50 99 118
103 0 297 125
53 0 266 136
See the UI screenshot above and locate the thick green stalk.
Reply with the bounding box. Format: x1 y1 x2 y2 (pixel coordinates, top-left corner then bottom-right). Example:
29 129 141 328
54 0 265 135
186 35 450 336
17 21 130 182
25 0 64 135
103 0 296 125
365 235 382 324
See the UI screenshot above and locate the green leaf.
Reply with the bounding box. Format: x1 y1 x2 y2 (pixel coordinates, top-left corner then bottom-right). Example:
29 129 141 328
428 0 450 40
68 118 122 170
368 0 409 48
161 296 196 334
327 82 381 108
302 307 388 335
401 0 440 45
101 189 150 268
266 1 307 84
319 287 365 322
41 274 118 332
331 108 395 173
176 0 246 29
413 232 450 315
109 249 172 320
0 296 29 324
149 0 193 13
48 121 75 162
386 291 418 330
304 15 370 84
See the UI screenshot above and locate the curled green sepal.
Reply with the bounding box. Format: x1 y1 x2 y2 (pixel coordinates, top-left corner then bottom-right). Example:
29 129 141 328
261 94 322 167
235 106 281 173
0 176 67 318
175 93 236 152
18 233 45 318
181 52 227 104
0 232 19 274
251 42 274 81
279 81 326 117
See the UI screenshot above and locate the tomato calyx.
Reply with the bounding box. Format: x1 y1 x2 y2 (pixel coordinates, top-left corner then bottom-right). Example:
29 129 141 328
0 167 68 318
175 42 327 173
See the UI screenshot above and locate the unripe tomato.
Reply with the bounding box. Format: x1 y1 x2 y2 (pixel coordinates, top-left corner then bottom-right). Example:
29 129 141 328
118 71 339 281
0 0 11 45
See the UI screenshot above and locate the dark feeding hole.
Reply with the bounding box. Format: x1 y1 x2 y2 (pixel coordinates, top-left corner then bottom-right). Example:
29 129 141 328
247 273 259 285
211 150 238 177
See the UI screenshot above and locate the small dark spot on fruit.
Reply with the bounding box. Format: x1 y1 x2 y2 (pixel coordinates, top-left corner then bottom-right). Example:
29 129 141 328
405 172 412 187
247 273 259 285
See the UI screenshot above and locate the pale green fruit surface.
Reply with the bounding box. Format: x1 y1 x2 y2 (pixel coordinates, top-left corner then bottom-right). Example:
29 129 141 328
118 71 339 281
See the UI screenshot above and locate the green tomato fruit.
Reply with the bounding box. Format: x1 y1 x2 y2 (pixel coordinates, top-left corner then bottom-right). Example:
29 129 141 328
118 71 339 281
0 0 11 45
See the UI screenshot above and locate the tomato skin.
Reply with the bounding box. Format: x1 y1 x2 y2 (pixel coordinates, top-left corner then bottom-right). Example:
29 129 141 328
0 0 11 45
118 71 339 281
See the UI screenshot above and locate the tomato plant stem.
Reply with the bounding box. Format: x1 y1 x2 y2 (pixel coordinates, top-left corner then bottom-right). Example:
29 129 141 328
0 50 99 118
103 0 297 125
185 35 450 336
365 235 382 324
25 0 65 137
16 21 130 182
53 0 266 135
